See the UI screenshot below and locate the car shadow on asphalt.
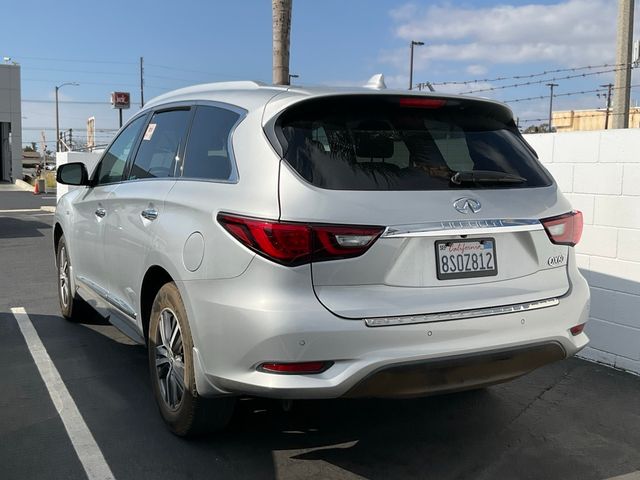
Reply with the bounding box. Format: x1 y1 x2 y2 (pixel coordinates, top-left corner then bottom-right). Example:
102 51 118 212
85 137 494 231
7 308 640 480
0 217 51 239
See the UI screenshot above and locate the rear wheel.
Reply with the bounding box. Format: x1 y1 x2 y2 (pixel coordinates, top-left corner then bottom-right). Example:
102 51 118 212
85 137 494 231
57 236 80 321
148 282 234 436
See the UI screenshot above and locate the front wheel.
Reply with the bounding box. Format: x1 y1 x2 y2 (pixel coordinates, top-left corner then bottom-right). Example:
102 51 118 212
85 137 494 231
57 236 80 321
148 282 234 436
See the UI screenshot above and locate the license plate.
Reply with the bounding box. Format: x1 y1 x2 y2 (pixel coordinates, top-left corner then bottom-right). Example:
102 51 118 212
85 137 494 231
435 238 498 280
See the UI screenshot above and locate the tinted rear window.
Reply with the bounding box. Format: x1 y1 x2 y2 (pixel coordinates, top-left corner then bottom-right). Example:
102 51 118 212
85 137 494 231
276 95 551 191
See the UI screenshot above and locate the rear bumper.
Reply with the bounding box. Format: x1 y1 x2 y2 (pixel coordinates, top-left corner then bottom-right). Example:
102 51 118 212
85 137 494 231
345 342 566 398
178 254 590 400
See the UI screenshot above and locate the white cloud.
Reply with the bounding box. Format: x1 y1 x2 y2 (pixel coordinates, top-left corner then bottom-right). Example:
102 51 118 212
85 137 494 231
466 64 488 76
385 0 627 68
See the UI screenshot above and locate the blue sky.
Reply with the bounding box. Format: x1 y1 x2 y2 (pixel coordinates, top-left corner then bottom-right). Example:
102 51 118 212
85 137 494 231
2 0 637 146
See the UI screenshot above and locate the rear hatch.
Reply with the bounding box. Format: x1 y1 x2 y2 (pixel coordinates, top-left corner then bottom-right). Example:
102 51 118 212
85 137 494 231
269 94 574 319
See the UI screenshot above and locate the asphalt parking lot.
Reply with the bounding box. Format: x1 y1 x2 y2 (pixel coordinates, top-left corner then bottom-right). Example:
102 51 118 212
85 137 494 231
1 183 639 480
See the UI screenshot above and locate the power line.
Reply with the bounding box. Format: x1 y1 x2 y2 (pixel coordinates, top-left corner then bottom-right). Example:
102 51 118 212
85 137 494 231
22 66 137 77
23 99 134 105
431 62 633 86
22 78 147 88
145 62 244 80
11 55 137 65
22 127 118 131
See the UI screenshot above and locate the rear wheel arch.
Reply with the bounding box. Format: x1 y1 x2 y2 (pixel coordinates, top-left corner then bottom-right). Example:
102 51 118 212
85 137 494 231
140 266 174 341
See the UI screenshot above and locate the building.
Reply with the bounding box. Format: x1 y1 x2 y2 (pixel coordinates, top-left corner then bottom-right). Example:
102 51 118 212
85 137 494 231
553 107 640 132
21 150 41 168
0 63 22 182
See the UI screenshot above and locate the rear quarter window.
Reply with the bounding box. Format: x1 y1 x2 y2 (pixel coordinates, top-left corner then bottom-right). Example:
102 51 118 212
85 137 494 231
181 105 240 181
275 95 551 191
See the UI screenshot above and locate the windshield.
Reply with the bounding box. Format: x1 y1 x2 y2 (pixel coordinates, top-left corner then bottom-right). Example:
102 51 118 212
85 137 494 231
276 95 552 191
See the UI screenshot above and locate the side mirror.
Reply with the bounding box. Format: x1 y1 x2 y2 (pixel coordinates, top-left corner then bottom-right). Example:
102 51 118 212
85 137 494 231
57 162 90 186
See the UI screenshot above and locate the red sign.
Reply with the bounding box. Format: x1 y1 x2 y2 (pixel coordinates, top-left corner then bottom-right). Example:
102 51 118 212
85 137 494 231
111 91 130 109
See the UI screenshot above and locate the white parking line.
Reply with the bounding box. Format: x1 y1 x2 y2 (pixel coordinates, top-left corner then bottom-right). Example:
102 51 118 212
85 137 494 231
606 472 640 480
0 208 43 213
10 307 116 480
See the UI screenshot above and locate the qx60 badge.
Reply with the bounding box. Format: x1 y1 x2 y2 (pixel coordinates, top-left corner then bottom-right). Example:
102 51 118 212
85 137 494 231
453 197 482 214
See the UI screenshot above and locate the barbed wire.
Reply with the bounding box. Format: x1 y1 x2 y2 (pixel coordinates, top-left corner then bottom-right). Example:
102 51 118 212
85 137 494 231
519 109 639 124
430 63 633 86
504 82 640 103
459 66 635 94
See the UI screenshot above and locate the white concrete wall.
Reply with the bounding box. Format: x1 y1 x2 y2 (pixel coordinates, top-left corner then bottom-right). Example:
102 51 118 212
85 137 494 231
0 64 22 182
55 151 102 202
524 129 640 375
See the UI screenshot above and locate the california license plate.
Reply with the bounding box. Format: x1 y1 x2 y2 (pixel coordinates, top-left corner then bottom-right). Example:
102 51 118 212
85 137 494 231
435 238 498 280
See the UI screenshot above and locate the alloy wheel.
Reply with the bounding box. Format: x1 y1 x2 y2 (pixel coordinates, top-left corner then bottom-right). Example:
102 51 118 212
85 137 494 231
59 246 70 308
154 308 186 410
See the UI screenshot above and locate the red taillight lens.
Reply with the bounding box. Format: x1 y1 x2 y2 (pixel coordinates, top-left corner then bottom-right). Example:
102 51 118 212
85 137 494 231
217 213 383 266
399 97 447 108
570 323 586 336
541 211 583 246
259 361 331 374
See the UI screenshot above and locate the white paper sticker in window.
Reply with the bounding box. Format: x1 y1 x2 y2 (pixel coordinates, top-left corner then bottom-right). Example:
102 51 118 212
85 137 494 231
143 123 157 141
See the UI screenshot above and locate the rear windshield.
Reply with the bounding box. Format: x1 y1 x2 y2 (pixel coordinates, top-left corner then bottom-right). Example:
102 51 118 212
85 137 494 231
275 95 551 191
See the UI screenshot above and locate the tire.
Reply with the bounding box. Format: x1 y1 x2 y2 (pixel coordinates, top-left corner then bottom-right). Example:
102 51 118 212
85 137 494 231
57 236 80 321
148 282 234 437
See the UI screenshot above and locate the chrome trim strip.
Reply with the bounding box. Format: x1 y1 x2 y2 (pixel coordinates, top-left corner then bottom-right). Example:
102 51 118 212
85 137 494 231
383 219 542 238
77 275 108 299
76 275 137 320
364 298 559 327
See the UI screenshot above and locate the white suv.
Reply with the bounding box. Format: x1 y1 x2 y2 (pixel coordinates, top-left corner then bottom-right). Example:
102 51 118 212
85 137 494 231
55 81 590 436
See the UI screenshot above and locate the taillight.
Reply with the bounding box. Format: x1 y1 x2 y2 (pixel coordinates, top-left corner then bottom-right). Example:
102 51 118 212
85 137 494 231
541 211 583 246
399 97 447 108
217 213 383 266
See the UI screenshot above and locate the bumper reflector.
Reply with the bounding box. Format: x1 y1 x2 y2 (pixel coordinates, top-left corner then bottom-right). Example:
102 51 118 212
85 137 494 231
570 323 586 336
259 361 331 374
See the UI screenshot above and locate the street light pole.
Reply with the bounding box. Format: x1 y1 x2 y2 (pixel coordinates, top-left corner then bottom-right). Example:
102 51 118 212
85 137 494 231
546 83 558 132
409 41 424 90
55 82 79 152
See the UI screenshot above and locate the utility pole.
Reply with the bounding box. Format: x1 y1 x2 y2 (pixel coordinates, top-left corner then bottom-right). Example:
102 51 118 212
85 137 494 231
69 128 73 151
40 131 46 174
140 56 145 108
599 83 614 129
612 0 634 129
409 40 424 90
272 0 292 85
546 83 558 132
55 86 60 152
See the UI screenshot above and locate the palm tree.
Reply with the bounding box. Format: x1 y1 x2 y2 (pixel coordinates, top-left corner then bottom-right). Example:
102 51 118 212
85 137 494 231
272 0 292 85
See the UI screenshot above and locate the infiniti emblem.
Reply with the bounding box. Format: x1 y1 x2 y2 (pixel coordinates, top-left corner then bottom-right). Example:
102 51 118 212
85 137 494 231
453 197 482 214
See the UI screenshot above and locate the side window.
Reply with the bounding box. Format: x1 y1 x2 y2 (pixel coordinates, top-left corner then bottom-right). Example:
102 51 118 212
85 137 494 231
182 106 240 180
129 109 191 180
94 115 146 185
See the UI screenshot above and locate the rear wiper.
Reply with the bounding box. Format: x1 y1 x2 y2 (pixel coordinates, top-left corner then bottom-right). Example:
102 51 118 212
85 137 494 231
450 170 526 185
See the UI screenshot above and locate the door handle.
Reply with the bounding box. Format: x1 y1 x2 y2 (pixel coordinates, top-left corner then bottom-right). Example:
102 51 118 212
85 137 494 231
95 207 106 218
141 208 159 221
